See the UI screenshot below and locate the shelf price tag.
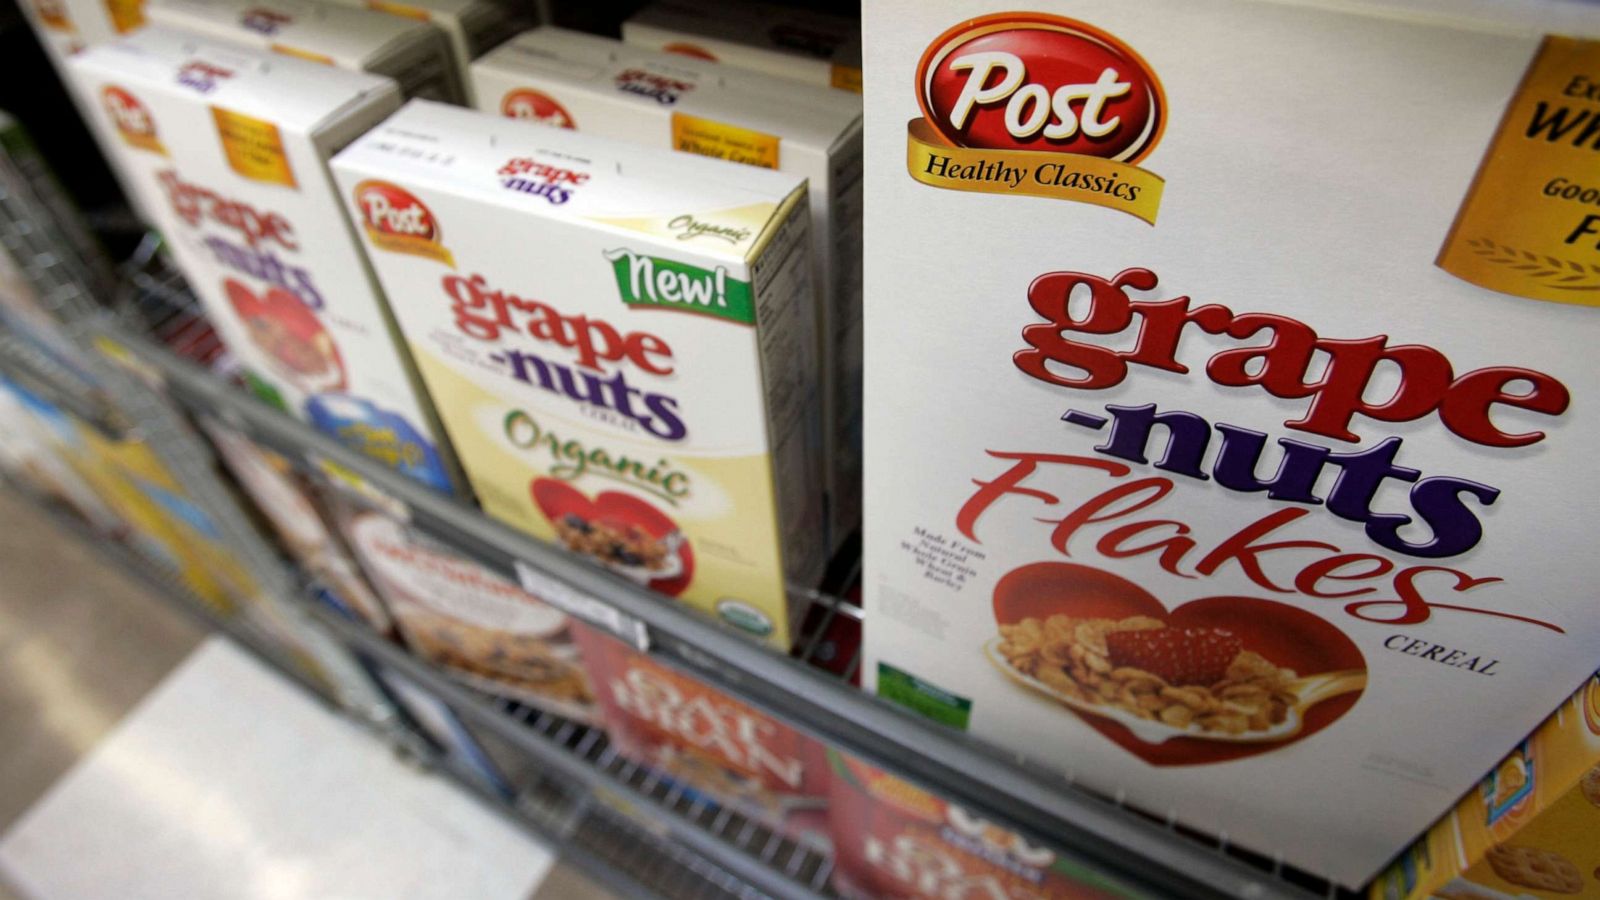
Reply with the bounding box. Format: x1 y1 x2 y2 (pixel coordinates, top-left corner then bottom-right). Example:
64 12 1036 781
514 560 649 651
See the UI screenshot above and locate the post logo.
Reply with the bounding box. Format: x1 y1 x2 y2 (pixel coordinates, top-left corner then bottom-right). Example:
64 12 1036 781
908 13 1166 223
101 86 165 155
661 42 717 61
353 181 453 267
240 7 291 34
500 89 575 129
33 0 74 32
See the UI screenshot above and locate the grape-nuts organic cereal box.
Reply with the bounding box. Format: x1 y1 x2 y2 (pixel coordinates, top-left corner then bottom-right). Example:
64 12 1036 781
473 26 864 552
862 0 1600 887
146 0 464 102
319 0 526 105
69 27 461 492
623 0 861 94
330 100 824 648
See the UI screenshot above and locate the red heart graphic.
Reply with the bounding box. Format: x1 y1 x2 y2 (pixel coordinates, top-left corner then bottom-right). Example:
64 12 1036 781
531 479 694 597
224 278 345 391
993 562 1365 766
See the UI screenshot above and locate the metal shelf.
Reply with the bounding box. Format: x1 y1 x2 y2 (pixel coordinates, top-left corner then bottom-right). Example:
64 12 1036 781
14 484 747 900
307 598 833 900
95 280 1342 900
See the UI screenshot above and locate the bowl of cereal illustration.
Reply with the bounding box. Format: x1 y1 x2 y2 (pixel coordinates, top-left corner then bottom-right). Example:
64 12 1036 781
988 562 1366 765
532 479 694 596
225 278 345 394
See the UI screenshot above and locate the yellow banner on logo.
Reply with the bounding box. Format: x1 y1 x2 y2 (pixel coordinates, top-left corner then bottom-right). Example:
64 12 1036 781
1438 37 1600 306
905 118 1162 224
105 0 144 33
213 107 296 187
121 130 165 156
672 113 781 170
365 227 453 268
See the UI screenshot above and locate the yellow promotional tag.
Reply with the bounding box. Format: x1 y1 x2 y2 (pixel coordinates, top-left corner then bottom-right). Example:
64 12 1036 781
365 0 429 21
671 113 781 170
103 0 144 33
35 0 76 32
1438 37 1600 306
269 44 335 65
212 106 297 187
830 64 863 93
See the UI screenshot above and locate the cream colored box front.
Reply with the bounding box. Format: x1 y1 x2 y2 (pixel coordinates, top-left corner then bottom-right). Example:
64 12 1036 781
330 99 824 647
318 0 527 105
472 26 863 552
146 0 464 102
623 0 860 93
18 0 143 64
69 27 461 493
863 0 1600 888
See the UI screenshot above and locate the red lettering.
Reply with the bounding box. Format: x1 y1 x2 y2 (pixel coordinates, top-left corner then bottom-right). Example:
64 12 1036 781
443 273 673 372
1439 367 1571 448
1014 267 1570 448
1046 477 1171 557
955 451 1128 542
1293 553 1393 598
1193 508 1340 592
1096 519 1197 577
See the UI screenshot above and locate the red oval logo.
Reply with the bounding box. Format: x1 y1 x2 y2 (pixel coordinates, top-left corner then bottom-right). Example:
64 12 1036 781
353 181 438 242
661 41 717 62
102 86 156 139
915 13 1164 163
500 88 575 129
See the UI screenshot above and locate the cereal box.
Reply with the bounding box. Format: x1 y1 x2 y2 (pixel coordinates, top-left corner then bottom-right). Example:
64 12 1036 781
328 489 597 720
18 0 144 62
572 622 830 843
330 99 824 647
861 0 1600 886
1373 673 1600 900
145 0 464 102
318 0 526 105
826 748 1142 900
0 376 125 533
200 419 393 631
472 26 863 552
69 27 462 493
623 0 861 94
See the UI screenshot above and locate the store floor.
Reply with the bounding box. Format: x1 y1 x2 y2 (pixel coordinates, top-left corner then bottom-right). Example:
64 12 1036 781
0 490 612 900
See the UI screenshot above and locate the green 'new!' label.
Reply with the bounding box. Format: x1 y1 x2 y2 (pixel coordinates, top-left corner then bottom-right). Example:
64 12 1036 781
605 248 754 325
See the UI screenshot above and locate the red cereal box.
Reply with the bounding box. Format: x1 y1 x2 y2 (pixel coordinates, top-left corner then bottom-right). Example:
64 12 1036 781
573 623 830 842
826 748 1140 899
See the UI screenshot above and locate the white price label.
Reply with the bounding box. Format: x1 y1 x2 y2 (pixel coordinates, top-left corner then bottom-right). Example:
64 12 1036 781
514 560 649 651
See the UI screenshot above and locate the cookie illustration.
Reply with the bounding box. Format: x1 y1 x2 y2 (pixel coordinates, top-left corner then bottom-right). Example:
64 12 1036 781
1581 763 1600 808
1486 845 1582 894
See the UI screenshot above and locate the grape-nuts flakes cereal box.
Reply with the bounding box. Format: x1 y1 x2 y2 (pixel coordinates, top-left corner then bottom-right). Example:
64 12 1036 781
146 0 463 102
69 27 461 492
862 0 1600 887
331 100 824 648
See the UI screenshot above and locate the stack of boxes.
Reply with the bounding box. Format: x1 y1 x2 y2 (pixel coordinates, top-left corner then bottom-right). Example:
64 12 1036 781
70 26 463 492
25 0 1600 893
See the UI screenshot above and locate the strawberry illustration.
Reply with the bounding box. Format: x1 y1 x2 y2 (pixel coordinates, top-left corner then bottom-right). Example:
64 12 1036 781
1106 626 1242 686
